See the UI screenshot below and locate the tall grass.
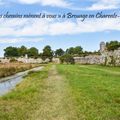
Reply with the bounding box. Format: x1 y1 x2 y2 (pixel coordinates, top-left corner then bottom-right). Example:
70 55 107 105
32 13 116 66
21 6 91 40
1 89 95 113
0 63 40 79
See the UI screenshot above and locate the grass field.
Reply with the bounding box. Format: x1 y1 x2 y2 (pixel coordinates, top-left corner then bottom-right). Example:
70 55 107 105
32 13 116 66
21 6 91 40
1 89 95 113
0 64 120 120
57 65 120 120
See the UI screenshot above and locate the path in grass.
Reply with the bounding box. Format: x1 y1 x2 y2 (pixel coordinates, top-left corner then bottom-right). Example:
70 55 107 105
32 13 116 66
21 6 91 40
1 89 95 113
0 64 119 120
32 65 77 120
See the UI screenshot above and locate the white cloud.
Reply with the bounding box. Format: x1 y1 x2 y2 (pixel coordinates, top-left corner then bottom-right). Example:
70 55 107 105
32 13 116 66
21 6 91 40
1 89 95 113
0 0 120 10
0 16 120 40
85 0 120 10
67 0 120 10
0 0 71 8
48 18 120 34
16 0 120 10
17 0 70 8
0 37 43 43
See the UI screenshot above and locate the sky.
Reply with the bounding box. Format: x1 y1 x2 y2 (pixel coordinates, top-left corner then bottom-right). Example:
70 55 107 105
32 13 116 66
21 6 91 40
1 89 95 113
0 0 120 57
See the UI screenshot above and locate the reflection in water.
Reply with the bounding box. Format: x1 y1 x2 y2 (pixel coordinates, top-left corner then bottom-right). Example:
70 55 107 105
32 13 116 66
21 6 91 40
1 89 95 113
0 66 43 96
0 76 23 96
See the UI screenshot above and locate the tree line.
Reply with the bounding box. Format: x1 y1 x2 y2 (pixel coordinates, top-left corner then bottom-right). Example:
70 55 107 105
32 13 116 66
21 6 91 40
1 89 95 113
4 45 84 64
4 45 84 58
4 46 39 58
4 40 120 64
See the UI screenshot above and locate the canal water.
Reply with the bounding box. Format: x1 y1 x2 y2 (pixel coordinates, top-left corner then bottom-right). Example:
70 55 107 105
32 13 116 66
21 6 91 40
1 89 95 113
0 66 43 96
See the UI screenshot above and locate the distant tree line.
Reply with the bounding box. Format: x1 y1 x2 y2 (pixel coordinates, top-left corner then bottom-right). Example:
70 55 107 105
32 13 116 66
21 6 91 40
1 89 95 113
106 41 120 51
4 45 54 61
4 45 99 64
4 45 84 58
4 40 120 64
4 46 39 58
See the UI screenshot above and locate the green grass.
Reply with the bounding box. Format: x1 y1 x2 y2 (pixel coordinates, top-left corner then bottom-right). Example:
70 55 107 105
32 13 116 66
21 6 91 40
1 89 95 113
0 64 120 120
57 64 120 120
0 66 49 120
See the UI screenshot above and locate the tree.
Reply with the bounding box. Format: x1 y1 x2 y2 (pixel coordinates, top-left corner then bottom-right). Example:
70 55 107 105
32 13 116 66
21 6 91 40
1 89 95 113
4 46 39 58
66 47 74 55
74 46 83 55
18 46 27 56
4 46 19 57
55 48 64 57
60 54 75 64
66 46 83 56
42 45 53 61
27 47 39 58
106 41 120 51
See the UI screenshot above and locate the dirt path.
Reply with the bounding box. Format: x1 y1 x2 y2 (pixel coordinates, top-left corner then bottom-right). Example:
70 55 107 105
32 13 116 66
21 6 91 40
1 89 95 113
31 65 77 120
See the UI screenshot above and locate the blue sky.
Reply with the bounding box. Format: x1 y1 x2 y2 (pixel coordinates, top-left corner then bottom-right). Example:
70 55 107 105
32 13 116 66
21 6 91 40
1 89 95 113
0 0 120 56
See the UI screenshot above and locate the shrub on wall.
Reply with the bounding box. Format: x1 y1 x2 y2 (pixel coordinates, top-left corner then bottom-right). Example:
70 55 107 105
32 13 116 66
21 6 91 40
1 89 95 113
60 54 75 64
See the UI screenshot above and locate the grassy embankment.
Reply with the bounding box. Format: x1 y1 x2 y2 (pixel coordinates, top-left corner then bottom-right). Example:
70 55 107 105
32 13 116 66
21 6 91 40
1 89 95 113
0 65 49 120
0 64 120 120
0 63 40 79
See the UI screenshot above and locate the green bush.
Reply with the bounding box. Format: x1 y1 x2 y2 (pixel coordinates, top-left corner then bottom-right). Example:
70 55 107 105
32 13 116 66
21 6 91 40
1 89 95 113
60 54 75 64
